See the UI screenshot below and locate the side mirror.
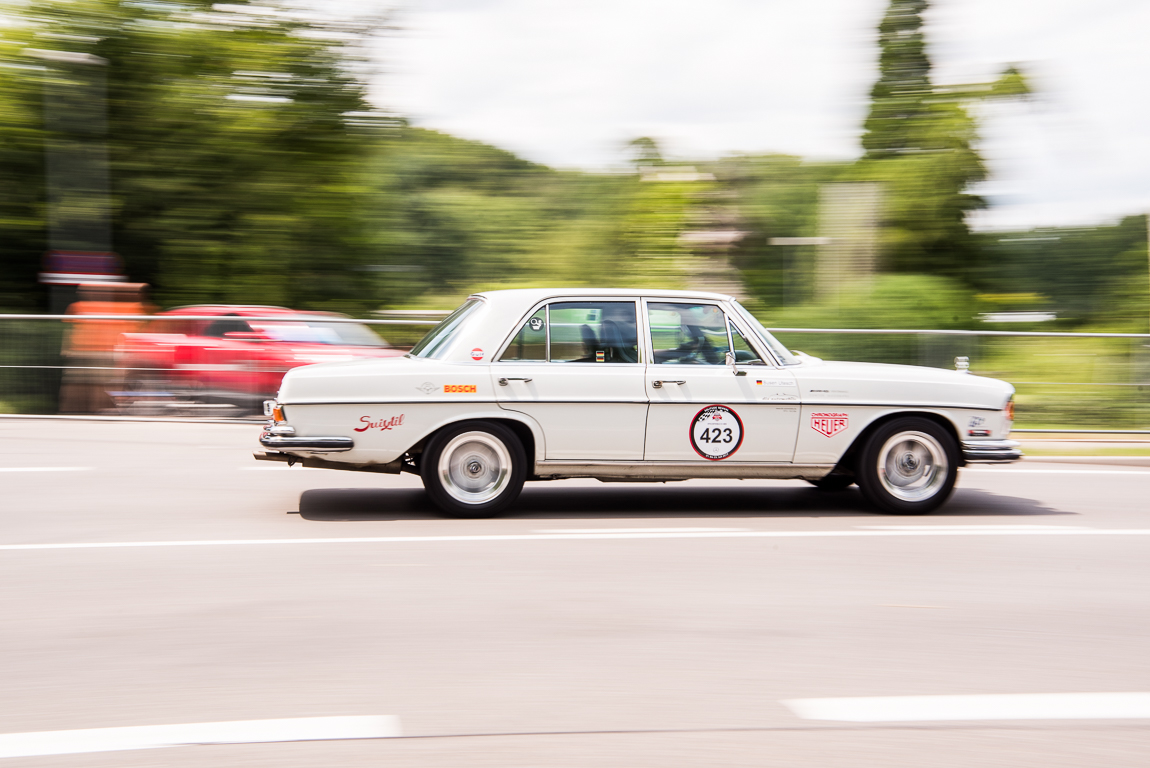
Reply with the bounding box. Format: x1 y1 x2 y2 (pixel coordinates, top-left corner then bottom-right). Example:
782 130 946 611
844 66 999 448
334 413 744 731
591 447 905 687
725 351 747 376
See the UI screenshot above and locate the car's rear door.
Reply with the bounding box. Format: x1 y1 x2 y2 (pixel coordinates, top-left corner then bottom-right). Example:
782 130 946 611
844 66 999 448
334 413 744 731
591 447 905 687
494 299 648 460
642 300 800 462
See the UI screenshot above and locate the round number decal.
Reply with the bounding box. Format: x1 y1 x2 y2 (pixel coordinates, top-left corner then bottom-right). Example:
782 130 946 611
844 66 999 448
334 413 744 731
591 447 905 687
690 405 744 461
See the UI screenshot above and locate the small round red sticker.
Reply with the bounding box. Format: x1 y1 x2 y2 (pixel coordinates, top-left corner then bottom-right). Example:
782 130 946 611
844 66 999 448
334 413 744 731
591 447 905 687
470 348 484 361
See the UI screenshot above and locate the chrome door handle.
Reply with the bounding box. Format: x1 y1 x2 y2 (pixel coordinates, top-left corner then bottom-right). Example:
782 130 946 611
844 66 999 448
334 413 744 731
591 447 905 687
651 380 686 388
498 377 533 386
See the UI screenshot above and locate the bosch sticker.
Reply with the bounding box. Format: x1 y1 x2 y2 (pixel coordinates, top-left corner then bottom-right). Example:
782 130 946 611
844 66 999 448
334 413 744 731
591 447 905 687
444 384 477 393
690 405 744 461
470 348 484 361
811 412 848 438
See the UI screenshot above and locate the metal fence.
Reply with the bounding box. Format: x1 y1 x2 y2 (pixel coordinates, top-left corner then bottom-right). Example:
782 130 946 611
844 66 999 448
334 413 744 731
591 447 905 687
0 313 1147 430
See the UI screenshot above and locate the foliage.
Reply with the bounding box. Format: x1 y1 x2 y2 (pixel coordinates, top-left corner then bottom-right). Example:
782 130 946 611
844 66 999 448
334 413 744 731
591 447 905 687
856 0 1028 278
718 154 848 307
971 216 1149 330
0 0 389 314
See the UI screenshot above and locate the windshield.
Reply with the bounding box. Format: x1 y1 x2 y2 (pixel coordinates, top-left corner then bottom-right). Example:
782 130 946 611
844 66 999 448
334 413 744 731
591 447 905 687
408 299 483 359
730 301 800 366
249 320 387 347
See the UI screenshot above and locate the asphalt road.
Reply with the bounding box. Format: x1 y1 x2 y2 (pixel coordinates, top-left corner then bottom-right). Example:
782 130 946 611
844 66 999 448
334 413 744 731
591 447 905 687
1 419 1148 767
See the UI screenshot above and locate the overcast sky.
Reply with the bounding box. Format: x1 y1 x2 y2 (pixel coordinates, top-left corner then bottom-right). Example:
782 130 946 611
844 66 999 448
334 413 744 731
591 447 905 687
376 0 1150 231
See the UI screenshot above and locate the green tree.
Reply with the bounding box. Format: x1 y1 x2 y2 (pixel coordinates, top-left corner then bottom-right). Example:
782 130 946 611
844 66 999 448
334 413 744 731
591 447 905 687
856 0 1028 278
1 0 390 313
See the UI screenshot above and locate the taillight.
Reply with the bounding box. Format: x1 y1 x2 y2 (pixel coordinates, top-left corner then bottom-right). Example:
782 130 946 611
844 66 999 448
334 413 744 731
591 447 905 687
1004 397 1015 421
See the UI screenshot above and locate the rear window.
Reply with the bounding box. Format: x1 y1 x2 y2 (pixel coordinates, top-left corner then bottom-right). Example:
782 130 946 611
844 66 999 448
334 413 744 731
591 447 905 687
408 299 483 359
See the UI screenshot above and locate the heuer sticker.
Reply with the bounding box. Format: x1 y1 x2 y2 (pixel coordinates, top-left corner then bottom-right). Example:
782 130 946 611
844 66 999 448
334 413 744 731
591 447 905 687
470 348 484 361
810 412 848 438
690 404 744 461
354 414 405 432
444 384 477 393
416 382 437 395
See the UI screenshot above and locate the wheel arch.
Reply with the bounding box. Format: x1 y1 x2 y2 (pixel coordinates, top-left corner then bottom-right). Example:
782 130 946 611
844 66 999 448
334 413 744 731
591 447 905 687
836 410 964 476
403 410 544 467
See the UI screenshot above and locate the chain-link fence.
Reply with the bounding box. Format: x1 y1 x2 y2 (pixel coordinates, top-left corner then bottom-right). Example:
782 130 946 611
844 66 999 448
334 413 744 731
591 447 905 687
1 314 1147 430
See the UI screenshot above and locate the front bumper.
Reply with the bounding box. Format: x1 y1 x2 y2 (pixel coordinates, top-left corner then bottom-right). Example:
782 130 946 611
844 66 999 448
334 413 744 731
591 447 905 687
259 432 354 453
962 439 1022 463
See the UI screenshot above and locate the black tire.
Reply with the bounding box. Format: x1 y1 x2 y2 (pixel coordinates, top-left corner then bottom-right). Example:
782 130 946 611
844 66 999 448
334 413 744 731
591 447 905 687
806 474 855 492
420 421 527 518
856 417 958 515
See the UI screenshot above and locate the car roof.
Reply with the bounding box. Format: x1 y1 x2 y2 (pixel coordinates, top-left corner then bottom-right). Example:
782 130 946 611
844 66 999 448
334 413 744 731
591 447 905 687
469 287 736 307
161 305 304 317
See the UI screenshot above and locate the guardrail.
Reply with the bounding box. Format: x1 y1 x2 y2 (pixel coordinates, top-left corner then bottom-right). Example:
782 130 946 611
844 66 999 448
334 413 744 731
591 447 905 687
0 313 1146 430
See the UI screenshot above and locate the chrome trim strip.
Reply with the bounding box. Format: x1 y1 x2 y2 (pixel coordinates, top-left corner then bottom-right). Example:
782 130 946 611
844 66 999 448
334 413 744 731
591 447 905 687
801 402 1004 411
962 439 1022 463
258 434 354 452
533 460 834 481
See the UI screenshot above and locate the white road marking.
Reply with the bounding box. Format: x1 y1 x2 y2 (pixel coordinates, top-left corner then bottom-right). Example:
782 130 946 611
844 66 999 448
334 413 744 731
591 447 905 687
859 525 1088 531
535 527 751 533
964 468 1150 475
0 467 91 473
2 527 1150 552
0 715 400 759
784 693 1150 722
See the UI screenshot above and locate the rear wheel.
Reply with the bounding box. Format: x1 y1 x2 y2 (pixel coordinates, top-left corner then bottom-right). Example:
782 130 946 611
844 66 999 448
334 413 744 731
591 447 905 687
420 421 526 518
856 417 958 515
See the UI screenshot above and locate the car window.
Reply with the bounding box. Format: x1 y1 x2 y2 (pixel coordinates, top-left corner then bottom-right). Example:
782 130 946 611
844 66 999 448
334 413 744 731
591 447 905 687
409 299 482 359
730 300 799 365
204 317 253 337
500 308 547 362
648 302 730 365
548 301 639 364
730 323 765 364
248 321 386 346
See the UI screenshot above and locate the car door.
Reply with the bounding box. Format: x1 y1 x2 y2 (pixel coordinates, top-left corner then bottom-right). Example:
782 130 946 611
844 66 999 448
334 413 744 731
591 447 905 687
643 300 800 462
494 299 648 460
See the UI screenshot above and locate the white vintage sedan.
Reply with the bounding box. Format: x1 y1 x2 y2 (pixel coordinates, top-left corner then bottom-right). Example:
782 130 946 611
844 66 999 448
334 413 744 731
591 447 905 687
255 289 1020 517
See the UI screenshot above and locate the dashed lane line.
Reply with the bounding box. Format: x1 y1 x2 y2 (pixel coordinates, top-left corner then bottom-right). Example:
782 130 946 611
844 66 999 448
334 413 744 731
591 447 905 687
0 716 400 759
784 693 1150 722
0 467 91 473
2 526 1150 552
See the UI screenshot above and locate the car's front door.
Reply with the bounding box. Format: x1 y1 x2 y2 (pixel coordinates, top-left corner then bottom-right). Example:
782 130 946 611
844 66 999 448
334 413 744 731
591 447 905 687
643 300 800 462
494 299 648 460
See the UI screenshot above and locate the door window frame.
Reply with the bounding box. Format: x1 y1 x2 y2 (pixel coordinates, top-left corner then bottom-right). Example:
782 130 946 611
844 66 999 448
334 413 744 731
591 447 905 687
495 297 646 366
640 298 782 369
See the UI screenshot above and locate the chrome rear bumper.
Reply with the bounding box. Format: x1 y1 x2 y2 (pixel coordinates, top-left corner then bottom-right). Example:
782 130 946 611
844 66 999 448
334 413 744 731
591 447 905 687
258 433 354 453
962 439 1022 463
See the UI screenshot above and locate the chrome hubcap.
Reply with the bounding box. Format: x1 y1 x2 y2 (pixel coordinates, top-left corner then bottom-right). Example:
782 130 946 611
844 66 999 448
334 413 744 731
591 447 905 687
877 430 948 502
438 431 511 505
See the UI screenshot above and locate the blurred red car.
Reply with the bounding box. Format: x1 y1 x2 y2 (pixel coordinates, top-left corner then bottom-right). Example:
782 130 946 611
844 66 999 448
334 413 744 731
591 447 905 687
114 305 405 415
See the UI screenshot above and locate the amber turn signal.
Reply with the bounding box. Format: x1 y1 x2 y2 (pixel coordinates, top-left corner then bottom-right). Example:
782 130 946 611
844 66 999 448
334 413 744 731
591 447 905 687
1004 398 1015 421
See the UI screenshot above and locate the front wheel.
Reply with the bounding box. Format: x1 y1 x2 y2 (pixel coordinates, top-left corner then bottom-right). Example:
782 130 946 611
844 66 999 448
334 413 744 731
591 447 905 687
856 417 958 515
420 421 527 518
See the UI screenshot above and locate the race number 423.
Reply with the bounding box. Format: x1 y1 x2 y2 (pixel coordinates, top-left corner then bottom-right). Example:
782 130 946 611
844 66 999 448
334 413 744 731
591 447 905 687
690 405 744 460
